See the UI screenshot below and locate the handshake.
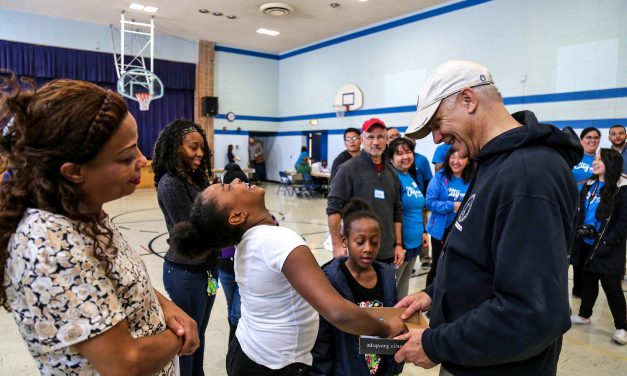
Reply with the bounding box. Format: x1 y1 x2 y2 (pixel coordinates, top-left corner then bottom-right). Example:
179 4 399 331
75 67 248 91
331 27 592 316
576 224 597 239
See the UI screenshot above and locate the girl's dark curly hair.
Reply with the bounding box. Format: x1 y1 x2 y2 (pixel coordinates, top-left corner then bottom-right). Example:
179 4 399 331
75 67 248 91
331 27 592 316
152 119 212 189
170 191 244 254
591 148 623 220
0 73 128 310
443 147 475 183
341 198 381 239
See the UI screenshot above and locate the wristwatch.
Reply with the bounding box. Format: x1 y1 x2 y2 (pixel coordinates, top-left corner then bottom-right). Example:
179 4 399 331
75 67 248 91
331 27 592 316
395 242 402 247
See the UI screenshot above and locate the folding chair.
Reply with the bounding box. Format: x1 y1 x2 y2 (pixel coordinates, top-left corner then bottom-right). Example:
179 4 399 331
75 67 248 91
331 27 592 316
278 171 293 196
292 173 309 197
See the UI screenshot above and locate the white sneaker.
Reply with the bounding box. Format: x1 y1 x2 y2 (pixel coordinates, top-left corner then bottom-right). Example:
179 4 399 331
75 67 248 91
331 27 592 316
570 314 591 325
611 329 626 345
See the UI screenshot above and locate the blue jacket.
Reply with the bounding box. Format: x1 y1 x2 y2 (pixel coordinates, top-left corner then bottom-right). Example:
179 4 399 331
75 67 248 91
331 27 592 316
423 111 582 376
311 258 402 376
425 170 455 240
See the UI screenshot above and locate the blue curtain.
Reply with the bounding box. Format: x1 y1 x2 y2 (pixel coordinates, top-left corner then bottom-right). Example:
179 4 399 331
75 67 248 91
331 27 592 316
0 39 195 156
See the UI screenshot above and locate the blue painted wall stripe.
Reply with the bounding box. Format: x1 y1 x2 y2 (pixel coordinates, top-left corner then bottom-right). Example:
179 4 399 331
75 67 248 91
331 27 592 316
214 45 280 60
215 119 627 137
215 114 281 122
280 0 492 59
215 0 492 60
503 87 627 105
216 87 627 124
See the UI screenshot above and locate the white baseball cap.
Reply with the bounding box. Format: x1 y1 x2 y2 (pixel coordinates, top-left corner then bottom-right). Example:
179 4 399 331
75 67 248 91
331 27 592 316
406 60 494 139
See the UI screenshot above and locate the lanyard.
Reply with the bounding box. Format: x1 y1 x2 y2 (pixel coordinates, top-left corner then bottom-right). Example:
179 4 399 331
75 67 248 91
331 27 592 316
584 181 601 216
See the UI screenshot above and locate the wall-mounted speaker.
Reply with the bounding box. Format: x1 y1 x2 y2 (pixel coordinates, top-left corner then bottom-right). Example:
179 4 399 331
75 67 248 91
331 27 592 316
201 96 218 117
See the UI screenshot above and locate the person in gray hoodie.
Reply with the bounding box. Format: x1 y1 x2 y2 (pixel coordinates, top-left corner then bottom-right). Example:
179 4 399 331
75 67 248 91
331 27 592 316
398 60 583 376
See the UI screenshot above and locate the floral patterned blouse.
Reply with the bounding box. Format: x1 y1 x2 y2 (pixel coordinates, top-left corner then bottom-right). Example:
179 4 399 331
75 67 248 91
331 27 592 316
4 208 175 375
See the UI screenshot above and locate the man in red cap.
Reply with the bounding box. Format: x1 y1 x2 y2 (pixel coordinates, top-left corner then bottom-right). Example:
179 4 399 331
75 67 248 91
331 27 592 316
326 118 405 267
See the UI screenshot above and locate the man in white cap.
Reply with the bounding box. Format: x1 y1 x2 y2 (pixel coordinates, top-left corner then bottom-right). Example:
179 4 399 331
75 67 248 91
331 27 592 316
394 60 583 376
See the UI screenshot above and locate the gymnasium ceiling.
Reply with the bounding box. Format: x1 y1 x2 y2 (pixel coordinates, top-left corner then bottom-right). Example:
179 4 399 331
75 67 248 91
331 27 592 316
1 0 449 54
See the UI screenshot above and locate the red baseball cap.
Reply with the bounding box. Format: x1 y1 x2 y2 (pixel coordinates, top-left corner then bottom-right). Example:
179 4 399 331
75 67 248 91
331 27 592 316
361 118 386 133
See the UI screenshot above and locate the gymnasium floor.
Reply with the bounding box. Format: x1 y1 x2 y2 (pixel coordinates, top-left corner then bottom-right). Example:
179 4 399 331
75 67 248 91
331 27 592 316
0 183 625 375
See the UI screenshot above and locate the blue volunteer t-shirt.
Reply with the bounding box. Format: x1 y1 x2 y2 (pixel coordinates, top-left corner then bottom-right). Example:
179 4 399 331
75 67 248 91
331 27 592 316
572 153 595 188
582 181 604 245
432 144 452 165
446 175 470 227
396 171 425 250
414 152 433 195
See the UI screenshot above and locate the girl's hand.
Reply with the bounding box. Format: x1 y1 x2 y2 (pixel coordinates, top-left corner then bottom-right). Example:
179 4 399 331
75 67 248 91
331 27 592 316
385 315 408 338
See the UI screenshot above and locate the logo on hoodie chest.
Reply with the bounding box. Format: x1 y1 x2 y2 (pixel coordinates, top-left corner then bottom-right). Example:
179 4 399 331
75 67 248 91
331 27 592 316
454 194 476 231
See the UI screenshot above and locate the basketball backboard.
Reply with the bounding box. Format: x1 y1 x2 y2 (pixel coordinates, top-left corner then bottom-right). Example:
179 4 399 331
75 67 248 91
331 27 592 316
333 83 363 112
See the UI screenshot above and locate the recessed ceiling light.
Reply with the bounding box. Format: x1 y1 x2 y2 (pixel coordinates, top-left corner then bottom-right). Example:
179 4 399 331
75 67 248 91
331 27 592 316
213 12 223 16
256 28 280 36
226 15 237 20
198 9 209 14
143 6 158 13
129 3 144 10
359 0 369 2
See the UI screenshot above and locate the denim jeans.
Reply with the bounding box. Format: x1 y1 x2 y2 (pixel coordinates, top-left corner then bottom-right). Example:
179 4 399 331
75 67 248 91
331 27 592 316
218 266 241 326
163 262 218 376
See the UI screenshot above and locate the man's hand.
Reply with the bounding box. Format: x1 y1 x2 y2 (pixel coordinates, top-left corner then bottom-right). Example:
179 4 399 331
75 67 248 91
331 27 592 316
395 291 432 319
393 245 405 266
394 329 437 368
332 236 347 258
421 233 429 248
156 291 200 356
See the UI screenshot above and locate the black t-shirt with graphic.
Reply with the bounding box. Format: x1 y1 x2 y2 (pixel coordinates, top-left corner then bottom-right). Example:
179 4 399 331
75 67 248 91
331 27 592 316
340 260 386 375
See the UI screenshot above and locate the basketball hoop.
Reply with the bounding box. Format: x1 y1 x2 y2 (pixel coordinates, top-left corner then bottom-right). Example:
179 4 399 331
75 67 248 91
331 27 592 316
135 92 153 111
335 105 349 118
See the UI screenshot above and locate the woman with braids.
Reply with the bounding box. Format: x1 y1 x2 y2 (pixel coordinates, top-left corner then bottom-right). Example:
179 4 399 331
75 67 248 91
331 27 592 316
570 148 627 346
170 179 406 376
152 119 215 376
0 75 199 375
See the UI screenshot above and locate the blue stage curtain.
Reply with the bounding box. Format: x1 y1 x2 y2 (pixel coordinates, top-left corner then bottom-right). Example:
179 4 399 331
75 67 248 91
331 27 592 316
0 39 195 156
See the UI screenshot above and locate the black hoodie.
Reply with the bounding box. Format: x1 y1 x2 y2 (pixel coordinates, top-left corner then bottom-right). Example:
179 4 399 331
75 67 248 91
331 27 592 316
422 111 583 376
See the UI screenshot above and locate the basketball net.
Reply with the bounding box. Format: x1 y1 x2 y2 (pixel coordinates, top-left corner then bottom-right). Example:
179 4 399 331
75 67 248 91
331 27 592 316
135 92 153 111
335 105 349 118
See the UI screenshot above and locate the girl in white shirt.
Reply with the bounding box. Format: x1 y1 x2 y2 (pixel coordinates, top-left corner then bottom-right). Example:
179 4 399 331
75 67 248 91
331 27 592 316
171 179 406 375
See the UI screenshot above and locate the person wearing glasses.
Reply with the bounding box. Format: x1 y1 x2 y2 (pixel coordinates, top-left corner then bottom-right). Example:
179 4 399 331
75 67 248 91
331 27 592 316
396 60 582 376
330 127 361 182
327 118 405 269
387 127 433 269
572 127 601 187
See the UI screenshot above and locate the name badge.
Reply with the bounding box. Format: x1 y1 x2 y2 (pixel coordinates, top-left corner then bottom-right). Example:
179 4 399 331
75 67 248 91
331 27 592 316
374 189 385 199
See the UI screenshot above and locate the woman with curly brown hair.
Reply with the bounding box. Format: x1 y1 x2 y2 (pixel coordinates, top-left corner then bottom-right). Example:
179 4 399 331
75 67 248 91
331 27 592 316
152 119 216 376
0 74 199 375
